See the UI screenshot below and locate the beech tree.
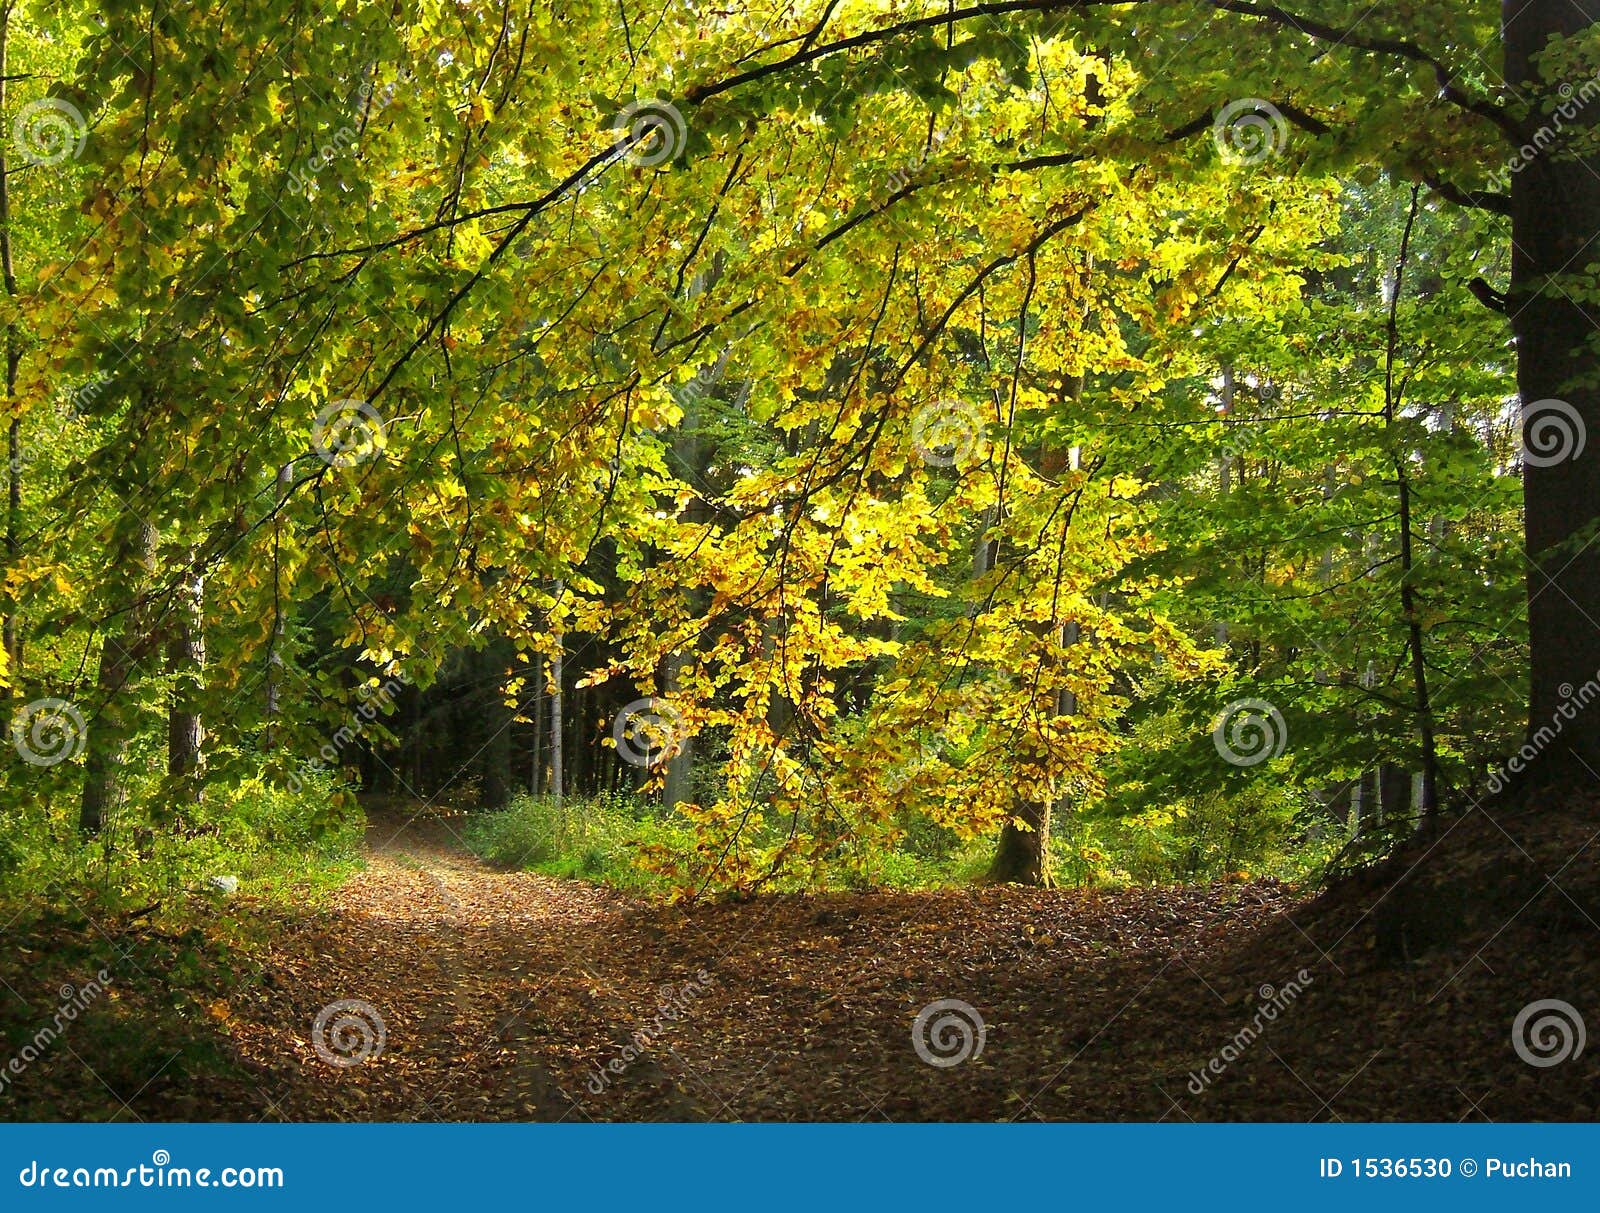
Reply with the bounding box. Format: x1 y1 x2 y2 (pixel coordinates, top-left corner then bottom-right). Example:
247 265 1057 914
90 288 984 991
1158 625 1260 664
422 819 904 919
2 0 1593 889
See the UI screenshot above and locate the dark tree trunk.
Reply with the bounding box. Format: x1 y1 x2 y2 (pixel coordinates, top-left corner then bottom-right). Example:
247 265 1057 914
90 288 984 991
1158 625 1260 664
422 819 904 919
662 652 694 808
989 797 1052 885
0 8 22 688
1355 768 1378 834
3 419 18 683
1378 762 1411 827
528 656 543 795
1381 189 1440 829
264 462 292 745
988 371 1082 887
664 391 714 811
572 683 589 797
475 639 514 808
1507 0 1600 778
976 498 1050 884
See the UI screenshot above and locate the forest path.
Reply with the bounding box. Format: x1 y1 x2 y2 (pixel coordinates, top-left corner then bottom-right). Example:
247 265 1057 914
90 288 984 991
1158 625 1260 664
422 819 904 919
225 805 1311 1121
213 803 1598 1121
231 806 705 1121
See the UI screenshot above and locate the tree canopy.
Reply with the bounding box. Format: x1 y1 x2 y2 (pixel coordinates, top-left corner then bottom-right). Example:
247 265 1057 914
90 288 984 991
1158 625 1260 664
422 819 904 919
2 0 1592 894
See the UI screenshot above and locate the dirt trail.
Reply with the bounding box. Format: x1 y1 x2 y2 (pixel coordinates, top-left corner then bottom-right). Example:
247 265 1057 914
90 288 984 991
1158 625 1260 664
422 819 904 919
232 810 694 1121
224 808 1293 1121
213 804 1598 1122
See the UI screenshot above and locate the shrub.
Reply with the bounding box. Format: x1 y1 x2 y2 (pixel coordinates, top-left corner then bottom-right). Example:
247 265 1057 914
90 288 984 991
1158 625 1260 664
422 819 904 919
0 759 360 914
464 793 695 894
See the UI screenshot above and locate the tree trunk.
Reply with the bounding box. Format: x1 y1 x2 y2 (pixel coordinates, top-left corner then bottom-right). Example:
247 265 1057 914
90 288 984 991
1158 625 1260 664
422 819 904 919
988 376 1081 886
663 390 714 810
1378 762 1411 827
975 496 1045 883
529 655 543 795
1507 0 1600 779
662 652 694 808
989 798 1052 884
1381 187 1440 828
166 564 205 806
549 585 564 804
79 523 159 835
0 4 22 689
1354 768 1378 834
3 419 18 685
476 639 514 808
264 462 291 744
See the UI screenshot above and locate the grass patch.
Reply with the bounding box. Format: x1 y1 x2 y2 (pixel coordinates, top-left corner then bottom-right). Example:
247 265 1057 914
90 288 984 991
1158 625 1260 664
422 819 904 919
464 793 692 895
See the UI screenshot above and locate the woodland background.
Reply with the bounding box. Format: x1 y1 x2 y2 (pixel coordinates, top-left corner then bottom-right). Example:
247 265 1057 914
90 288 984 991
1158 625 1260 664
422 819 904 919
0 0 1595 1123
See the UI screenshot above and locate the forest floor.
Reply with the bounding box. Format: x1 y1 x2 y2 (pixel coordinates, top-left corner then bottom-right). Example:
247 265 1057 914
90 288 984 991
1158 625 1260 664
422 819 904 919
7 798 1599 1121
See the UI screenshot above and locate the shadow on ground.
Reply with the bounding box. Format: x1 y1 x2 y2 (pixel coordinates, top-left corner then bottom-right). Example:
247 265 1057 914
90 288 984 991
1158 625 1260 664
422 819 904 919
4 798 1596 1121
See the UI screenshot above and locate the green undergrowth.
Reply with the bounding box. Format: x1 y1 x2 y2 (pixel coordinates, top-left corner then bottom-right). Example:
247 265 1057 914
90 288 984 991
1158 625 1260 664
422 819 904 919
463 792 687 896
0 766 362 1119
463 784 1343 896
1 763 361 916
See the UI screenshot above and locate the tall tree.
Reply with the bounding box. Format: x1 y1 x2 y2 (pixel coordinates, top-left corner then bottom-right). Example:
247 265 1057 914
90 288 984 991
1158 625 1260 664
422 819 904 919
165 562 205 806
1505 0 1600 778
79 522 157 836
0 0 23 688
